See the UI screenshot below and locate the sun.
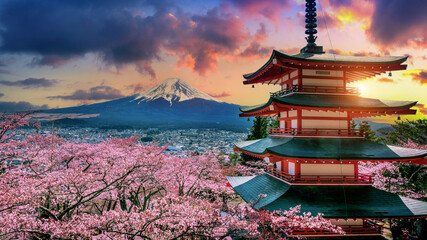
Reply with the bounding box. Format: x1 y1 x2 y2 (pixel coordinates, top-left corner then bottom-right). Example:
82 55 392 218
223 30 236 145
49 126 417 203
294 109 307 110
356 83 366 95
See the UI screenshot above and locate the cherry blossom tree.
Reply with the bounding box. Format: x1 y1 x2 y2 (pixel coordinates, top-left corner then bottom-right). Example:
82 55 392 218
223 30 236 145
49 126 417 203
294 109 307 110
359 140 427 199
0 113 342 239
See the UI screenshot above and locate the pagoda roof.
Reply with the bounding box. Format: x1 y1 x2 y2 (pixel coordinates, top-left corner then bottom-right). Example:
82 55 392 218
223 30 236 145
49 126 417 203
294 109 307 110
239 93 416 116
234 137 427 161
227 174 427 218
243 50 408 84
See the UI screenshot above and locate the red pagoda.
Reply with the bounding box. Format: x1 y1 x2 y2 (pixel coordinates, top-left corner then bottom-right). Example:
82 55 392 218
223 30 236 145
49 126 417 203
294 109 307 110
227 0 427 238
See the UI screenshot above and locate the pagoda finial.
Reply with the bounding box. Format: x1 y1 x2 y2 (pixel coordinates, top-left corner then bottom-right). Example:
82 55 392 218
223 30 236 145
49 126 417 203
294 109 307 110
300 0 324 54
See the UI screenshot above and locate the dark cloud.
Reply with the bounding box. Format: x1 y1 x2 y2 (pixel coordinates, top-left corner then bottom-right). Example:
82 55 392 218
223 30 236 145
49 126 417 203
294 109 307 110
239 42 272 58
0 78 58 88
367 0 427 49
0 101 48 112
0 0 249 77
209 91 231 98
408 70 427 85
170 8 248 75
0 93 4 98
48 86 125 101
30 55 68 67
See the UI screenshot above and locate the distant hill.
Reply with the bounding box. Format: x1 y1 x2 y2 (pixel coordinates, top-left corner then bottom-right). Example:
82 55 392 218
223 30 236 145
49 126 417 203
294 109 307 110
354 119 395 137
43 78 251 131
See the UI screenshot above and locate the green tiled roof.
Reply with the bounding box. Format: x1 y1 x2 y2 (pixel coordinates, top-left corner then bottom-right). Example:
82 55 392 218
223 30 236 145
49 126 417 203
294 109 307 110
234 137 427 160
240 93 417 113
228 174 427 218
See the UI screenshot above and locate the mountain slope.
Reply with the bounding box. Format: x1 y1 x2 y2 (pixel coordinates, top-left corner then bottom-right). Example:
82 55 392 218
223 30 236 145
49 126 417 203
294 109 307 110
44 78 250 130
133 78 221 105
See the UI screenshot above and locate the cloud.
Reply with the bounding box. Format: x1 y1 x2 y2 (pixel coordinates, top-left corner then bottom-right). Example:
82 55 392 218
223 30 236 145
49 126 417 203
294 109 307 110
415 104 427 115
30 55 68 67
377 77 394 83
0 0 250 77
126 83 144 94
0 101 49 112
328 0 353 7
223 0 292 26
316 11 343 30
327 49 388 57
366 0 427 49
253 23 268 42
48 85 125 101
0 78 58 88
239 42 272 59
209 91 231 98
407 70 427 85
167 8 248 75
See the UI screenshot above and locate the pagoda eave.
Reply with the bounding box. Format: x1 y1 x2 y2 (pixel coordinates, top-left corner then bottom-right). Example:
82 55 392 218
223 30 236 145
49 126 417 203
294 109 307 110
243 50 408 85
233 137 427 163
236 148 427 165
239 106 416 118
227 174 427 218
240 94 417 117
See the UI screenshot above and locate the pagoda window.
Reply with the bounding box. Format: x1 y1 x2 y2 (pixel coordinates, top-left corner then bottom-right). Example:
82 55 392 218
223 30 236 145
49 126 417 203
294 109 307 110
290 70 299 78
330 219 363 226
288 110 298 117
280 120 285 129
302 69 343 77
301 110 347 117
291 119 298 128
288 162 295 175
301 119 348 129
276 161 282 171
302 78 344 87
300 164 355 176
292 79 298 85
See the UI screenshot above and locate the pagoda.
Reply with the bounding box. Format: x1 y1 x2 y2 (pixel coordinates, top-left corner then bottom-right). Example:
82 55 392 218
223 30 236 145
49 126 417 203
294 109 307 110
227 0 427 238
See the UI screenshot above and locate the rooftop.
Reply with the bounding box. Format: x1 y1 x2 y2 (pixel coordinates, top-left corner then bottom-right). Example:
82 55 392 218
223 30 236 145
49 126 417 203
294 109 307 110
234 137 427 161
239 93 417 116
227 174 427 218
243 50 408 84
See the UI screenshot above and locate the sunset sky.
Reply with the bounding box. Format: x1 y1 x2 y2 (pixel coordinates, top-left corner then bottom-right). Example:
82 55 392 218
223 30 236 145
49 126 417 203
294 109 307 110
0 0 426 121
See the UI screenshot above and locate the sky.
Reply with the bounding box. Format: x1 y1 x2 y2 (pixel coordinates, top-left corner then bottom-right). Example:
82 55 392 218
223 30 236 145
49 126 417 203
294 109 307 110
0 0 426 121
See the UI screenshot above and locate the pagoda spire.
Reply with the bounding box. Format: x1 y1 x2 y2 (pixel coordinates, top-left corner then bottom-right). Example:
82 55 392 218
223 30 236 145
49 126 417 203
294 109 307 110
300 0 324 54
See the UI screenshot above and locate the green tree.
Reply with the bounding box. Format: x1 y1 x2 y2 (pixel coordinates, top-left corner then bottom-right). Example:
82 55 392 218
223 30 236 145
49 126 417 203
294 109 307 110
247 116 269 140
350 120 378 142
247 116 279 140
379 119 427 145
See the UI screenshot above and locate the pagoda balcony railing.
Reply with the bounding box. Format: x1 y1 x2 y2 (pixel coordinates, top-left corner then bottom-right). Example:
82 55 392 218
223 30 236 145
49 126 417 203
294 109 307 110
270 85 359 97
265 166 373 184
292 223 382 236
268 127 363 137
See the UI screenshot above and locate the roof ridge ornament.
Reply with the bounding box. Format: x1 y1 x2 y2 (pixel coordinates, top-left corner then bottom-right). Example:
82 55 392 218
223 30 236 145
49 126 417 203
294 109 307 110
300 0 325 54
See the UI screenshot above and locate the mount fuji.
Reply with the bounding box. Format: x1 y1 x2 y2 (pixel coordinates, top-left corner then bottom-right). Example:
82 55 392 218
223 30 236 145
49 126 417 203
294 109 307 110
43 78 250 130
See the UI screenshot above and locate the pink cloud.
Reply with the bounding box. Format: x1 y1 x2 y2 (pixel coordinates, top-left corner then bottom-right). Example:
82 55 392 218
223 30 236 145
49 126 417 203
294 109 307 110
209 91 231 98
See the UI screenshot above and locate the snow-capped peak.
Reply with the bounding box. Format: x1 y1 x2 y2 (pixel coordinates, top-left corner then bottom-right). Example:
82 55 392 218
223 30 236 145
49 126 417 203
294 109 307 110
133 78 222 105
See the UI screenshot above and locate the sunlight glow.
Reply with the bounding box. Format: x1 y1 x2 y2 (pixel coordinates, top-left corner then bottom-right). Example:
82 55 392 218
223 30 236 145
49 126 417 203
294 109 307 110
356 83 367 95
